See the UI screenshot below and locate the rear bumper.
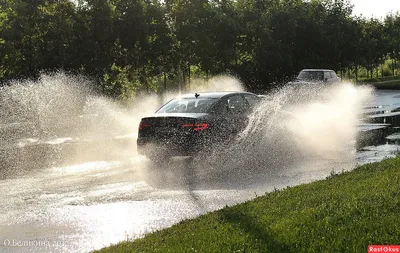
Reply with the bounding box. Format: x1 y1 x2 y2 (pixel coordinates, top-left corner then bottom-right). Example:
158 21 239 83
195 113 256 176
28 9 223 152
137 135 208 157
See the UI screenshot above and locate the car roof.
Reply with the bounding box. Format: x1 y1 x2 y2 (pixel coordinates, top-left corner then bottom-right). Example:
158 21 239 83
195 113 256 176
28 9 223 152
177 91 256 99
300 69 335 72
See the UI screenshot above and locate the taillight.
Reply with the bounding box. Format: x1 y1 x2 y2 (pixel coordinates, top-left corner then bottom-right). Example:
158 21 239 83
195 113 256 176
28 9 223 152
139 122 151 130
181 123 208 131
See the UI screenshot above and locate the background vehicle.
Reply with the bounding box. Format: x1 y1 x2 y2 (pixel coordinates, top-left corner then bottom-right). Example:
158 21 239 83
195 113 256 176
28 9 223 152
290 69 340 84
137 91 261 161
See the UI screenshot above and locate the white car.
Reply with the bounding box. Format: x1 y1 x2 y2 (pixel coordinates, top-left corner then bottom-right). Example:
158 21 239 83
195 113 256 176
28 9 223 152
291 69 340 84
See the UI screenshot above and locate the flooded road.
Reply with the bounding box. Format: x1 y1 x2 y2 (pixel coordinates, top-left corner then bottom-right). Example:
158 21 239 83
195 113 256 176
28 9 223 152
1 79 400 252
0 155 354 252
356 89 400 163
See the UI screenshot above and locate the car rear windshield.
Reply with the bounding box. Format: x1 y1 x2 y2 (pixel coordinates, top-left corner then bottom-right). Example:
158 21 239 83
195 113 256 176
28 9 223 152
156 98 217 113
297 71 324 81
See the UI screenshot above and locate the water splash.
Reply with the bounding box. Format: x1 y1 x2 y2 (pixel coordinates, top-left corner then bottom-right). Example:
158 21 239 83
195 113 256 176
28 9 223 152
237 83 374 159
0 72 247 178
0 71 373 185
187 82 374 188
188 75 245 92
284 83 374 157
0 72 136 176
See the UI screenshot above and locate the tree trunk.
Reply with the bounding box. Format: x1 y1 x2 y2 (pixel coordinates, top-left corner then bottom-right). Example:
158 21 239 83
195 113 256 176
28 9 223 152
188 63 191 90
181 67 186 94
339 63 343 81
163 71 166 93
392 58 395 76
370 67 373 79
355 65 358 82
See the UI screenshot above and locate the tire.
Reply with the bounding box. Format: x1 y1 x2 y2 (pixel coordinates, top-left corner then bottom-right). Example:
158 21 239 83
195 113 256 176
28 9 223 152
147 153 170 164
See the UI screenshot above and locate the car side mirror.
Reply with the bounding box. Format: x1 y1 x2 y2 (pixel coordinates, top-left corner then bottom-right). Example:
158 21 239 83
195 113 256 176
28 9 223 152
324 78 328 82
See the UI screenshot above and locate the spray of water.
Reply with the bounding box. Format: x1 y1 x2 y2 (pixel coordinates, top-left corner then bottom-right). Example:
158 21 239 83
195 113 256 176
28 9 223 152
0 73 246 176
284 83 374 157
182 82 374 188
0 72 135 176
0 72 373 188
187 75 245 92
250 83 372 158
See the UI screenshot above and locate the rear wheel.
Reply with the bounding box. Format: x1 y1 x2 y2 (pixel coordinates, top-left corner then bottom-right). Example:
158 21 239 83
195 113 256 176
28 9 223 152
147 153 171 164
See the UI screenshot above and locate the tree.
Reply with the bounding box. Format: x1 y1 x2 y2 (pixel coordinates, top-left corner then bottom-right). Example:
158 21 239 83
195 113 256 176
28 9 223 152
384 13 400 76
358 18 385 78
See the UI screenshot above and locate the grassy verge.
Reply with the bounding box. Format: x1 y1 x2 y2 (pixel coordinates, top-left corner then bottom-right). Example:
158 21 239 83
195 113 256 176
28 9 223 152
371 81 400 89
358 75 400 83
96 158 400 253
354 75 400 89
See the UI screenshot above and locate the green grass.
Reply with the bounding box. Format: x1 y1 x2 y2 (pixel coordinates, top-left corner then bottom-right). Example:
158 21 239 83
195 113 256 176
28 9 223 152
371 81 400 89
96 157 400 253
358 75 400 83
354 75 400 89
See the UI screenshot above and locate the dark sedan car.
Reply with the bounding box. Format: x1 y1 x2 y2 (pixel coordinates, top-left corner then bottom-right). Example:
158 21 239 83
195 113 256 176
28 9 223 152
137 91 261 161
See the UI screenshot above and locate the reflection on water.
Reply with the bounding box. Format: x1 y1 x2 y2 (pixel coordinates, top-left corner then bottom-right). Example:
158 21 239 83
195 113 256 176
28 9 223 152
356 90 400 164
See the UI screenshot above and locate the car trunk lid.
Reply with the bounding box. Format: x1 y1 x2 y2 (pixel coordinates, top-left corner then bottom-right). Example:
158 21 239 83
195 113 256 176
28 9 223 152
138 114 208 138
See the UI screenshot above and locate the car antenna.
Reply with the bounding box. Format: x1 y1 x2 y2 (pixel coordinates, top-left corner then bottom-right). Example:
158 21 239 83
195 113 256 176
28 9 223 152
195 93 200 99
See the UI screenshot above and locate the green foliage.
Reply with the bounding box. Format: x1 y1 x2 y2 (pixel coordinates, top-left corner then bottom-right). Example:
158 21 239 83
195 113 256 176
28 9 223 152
103 63 138 100
96 157 400 252
1 0 400 95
